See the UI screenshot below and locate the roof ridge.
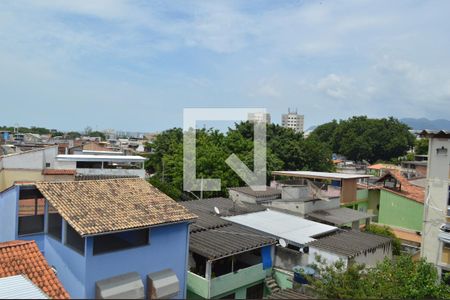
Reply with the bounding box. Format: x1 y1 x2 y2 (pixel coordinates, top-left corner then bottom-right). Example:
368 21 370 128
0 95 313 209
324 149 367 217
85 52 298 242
0 240 33 249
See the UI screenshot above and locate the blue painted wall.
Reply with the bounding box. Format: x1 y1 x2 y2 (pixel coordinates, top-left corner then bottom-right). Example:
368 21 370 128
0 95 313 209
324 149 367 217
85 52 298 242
0 186 18 242
84 222 190 299
0 186 191 299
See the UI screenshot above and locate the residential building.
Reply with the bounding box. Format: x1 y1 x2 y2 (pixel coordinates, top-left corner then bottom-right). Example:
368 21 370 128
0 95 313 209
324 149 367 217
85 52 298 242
281 109 304 133
419 130 450 278
181 199 276 299
0 178 196 299
0 240 70 299
248 112 271 124
307 230 392 268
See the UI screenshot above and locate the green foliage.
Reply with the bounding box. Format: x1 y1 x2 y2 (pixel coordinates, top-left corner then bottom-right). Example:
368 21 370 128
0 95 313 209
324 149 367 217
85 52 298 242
148 176 182 200
310 116 415 163
145 122 333 199
415 138 429 155
310 255 450 299
365 224 401 255
89 131 106 140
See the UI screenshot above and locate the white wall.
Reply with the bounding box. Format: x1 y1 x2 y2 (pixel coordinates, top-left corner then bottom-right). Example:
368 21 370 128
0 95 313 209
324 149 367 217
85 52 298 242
228 190 257 204
263 197 340 215
308 247 348 268
2 146 58 170
76 168 145 178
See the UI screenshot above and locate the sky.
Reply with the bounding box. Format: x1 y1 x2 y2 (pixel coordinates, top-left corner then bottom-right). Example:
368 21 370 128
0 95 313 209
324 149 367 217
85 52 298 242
1 0 450 132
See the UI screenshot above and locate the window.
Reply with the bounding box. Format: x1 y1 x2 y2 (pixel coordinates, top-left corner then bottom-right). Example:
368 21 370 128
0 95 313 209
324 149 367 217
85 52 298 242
66 224 85 255
76 161 102 169
18 188 44 235
45 162 51 168
93 228 149 255
47 204 62 241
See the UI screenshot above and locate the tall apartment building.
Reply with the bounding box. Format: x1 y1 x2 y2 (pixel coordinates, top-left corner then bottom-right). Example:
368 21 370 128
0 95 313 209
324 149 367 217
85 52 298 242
420 130 450 279
281 109 304 133
247 112 271 124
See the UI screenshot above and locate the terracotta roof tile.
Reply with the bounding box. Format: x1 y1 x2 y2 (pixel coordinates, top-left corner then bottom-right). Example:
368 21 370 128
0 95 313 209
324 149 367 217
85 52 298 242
377 170 425 203
0 240 70 299
35 178 197 236
42 169 76 175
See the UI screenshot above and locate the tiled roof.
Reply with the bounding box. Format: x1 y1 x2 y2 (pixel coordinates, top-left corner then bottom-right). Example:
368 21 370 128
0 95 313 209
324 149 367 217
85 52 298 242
82 142 109 152
42 169 76 175
307 230 392 258
367 163 397 170
0 240 69 299
35 179 197 236
376 170 425 203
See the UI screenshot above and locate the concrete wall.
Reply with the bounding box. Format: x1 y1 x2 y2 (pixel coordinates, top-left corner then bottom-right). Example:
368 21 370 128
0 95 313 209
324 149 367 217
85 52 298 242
229 190 257 204
352 243 392 267
378 189 423 232
76 168 145 178
0 169 44 191
273 246 308 270
263 197 340 215
1 146 58 169
421 136 450 274
308 247 347 268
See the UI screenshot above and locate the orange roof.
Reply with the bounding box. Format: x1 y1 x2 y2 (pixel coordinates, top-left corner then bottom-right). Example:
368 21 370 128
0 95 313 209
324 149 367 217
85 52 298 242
0 240 70 299
42 169 76 175
332 159 343 164
368 163 397 170
377 169 425 203
390 228 422 244
82 142 109 152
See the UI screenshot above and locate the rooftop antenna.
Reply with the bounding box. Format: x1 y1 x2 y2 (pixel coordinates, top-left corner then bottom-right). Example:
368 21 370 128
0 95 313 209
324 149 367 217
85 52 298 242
214 206 220 215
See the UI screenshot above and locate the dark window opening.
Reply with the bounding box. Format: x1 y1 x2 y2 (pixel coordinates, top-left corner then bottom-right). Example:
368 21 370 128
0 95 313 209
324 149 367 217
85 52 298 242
93 228 149 255
45 162 51 168
18 189 45 236
66 224 85 255
246 282 264 299
212 256 232 277
47 204 62 241
189 252 207 277
76 161 102 169
218 293 235 299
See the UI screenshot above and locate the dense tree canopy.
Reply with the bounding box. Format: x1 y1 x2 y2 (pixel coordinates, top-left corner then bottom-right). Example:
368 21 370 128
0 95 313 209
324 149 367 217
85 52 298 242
146 122 334 199
310 255 450 299
415 138 429 155
310 116 415 163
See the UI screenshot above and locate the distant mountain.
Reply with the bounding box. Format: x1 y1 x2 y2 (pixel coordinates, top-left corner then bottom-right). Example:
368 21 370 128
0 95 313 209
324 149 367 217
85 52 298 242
400 118 450 131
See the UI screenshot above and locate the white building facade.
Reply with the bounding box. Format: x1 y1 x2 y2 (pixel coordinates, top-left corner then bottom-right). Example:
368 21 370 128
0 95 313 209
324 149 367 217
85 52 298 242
281 109 304 133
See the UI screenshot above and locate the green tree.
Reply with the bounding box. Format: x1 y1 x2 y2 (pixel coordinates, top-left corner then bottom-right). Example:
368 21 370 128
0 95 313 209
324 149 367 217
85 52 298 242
310 116 415 163
415 138 429 155
309 255 450 299
365 224 401 255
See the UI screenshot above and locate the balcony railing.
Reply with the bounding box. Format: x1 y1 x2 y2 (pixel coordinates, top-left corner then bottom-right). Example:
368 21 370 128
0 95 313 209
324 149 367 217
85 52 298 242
187 263 268 299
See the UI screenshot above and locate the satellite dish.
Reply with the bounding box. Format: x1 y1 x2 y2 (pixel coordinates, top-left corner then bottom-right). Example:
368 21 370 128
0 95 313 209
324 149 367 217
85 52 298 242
279 239 287 248
214 206 220 215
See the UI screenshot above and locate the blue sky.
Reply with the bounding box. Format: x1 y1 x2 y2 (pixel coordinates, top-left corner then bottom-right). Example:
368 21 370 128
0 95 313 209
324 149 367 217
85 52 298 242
1 0 450 132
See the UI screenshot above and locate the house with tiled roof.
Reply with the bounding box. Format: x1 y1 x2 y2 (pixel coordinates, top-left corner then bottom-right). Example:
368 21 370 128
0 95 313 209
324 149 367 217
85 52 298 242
0 240 69 299
371 169 425 251
0 178 197 299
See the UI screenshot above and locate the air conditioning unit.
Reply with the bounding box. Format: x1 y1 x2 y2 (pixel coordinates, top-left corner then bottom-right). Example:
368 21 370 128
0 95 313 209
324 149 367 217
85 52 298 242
95 272 144 299
147 269 179 299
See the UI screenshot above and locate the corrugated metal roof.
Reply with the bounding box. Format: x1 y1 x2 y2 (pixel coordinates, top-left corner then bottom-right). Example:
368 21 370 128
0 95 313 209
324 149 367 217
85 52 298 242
189 223 276 260
56 154 146 162
272 171 372 180
224 210 338 246
307 230 392 258
0 275 49 299
307 207 374 226
419 129 450 137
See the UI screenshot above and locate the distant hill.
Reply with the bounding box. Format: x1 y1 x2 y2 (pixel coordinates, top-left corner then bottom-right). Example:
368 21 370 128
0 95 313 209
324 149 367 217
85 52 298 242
400 118 450 131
